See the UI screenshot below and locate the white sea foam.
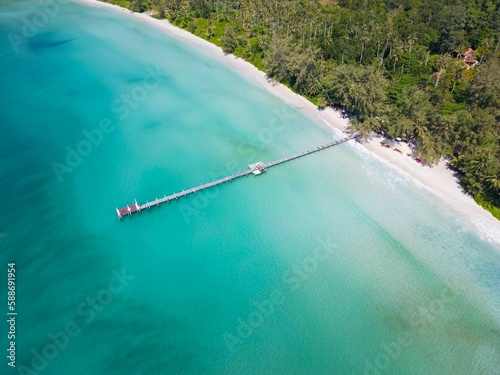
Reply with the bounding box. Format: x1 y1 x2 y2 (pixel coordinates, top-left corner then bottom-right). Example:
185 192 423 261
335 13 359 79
346 139 500 245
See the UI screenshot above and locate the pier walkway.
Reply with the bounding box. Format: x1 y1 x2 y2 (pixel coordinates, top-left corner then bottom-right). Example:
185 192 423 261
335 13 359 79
116 134 357 219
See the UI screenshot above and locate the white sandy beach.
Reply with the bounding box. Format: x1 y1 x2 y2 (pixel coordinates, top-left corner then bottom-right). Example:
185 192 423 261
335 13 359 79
77 0 500 243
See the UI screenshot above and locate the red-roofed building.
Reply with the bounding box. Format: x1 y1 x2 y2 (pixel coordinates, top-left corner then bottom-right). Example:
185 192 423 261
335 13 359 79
463 48 474 58
463 48 478 69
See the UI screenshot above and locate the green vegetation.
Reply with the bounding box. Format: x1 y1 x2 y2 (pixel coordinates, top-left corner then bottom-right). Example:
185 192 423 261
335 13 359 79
103 0 130 8
475 196 500 221
100 0 500 216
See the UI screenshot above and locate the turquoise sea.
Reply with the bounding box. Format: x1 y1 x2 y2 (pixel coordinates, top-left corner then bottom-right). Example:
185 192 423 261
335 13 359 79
1 1 500 374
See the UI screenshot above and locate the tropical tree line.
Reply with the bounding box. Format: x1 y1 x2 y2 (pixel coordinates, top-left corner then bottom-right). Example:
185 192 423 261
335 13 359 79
101 0 500 216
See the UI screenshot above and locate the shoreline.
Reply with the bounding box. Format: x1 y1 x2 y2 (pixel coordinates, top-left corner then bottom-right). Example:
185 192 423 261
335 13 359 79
76 0 500 243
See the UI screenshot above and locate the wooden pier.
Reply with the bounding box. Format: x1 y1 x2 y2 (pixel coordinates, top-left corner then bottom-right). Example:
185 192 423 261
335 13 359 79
116 134 357 219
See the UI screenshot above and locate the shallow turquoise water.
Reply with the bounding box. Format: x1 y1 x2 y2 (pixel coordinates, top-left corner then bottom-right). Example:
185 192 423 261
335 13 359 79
1 1 500 374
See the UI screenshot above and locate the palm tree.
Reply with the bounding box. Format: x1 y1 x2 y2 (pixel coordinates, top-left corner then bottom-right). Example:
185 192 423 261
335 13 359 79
469 153 490 173
391 40 404 71
434 53 451 87
453 43 467 59
359 28 370 65
486 174 500 192
407 33 417 53
414 123 428 139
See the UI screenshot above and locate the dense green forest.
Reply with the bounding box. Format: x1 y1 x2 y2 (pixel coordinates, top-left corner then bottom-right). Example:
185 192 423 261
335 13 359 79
101 0 500 217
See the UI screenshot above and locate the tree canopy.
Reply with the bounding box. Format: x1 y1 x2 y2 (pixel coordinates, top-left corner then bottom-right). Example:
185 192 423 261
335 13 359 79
103 0 500 215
